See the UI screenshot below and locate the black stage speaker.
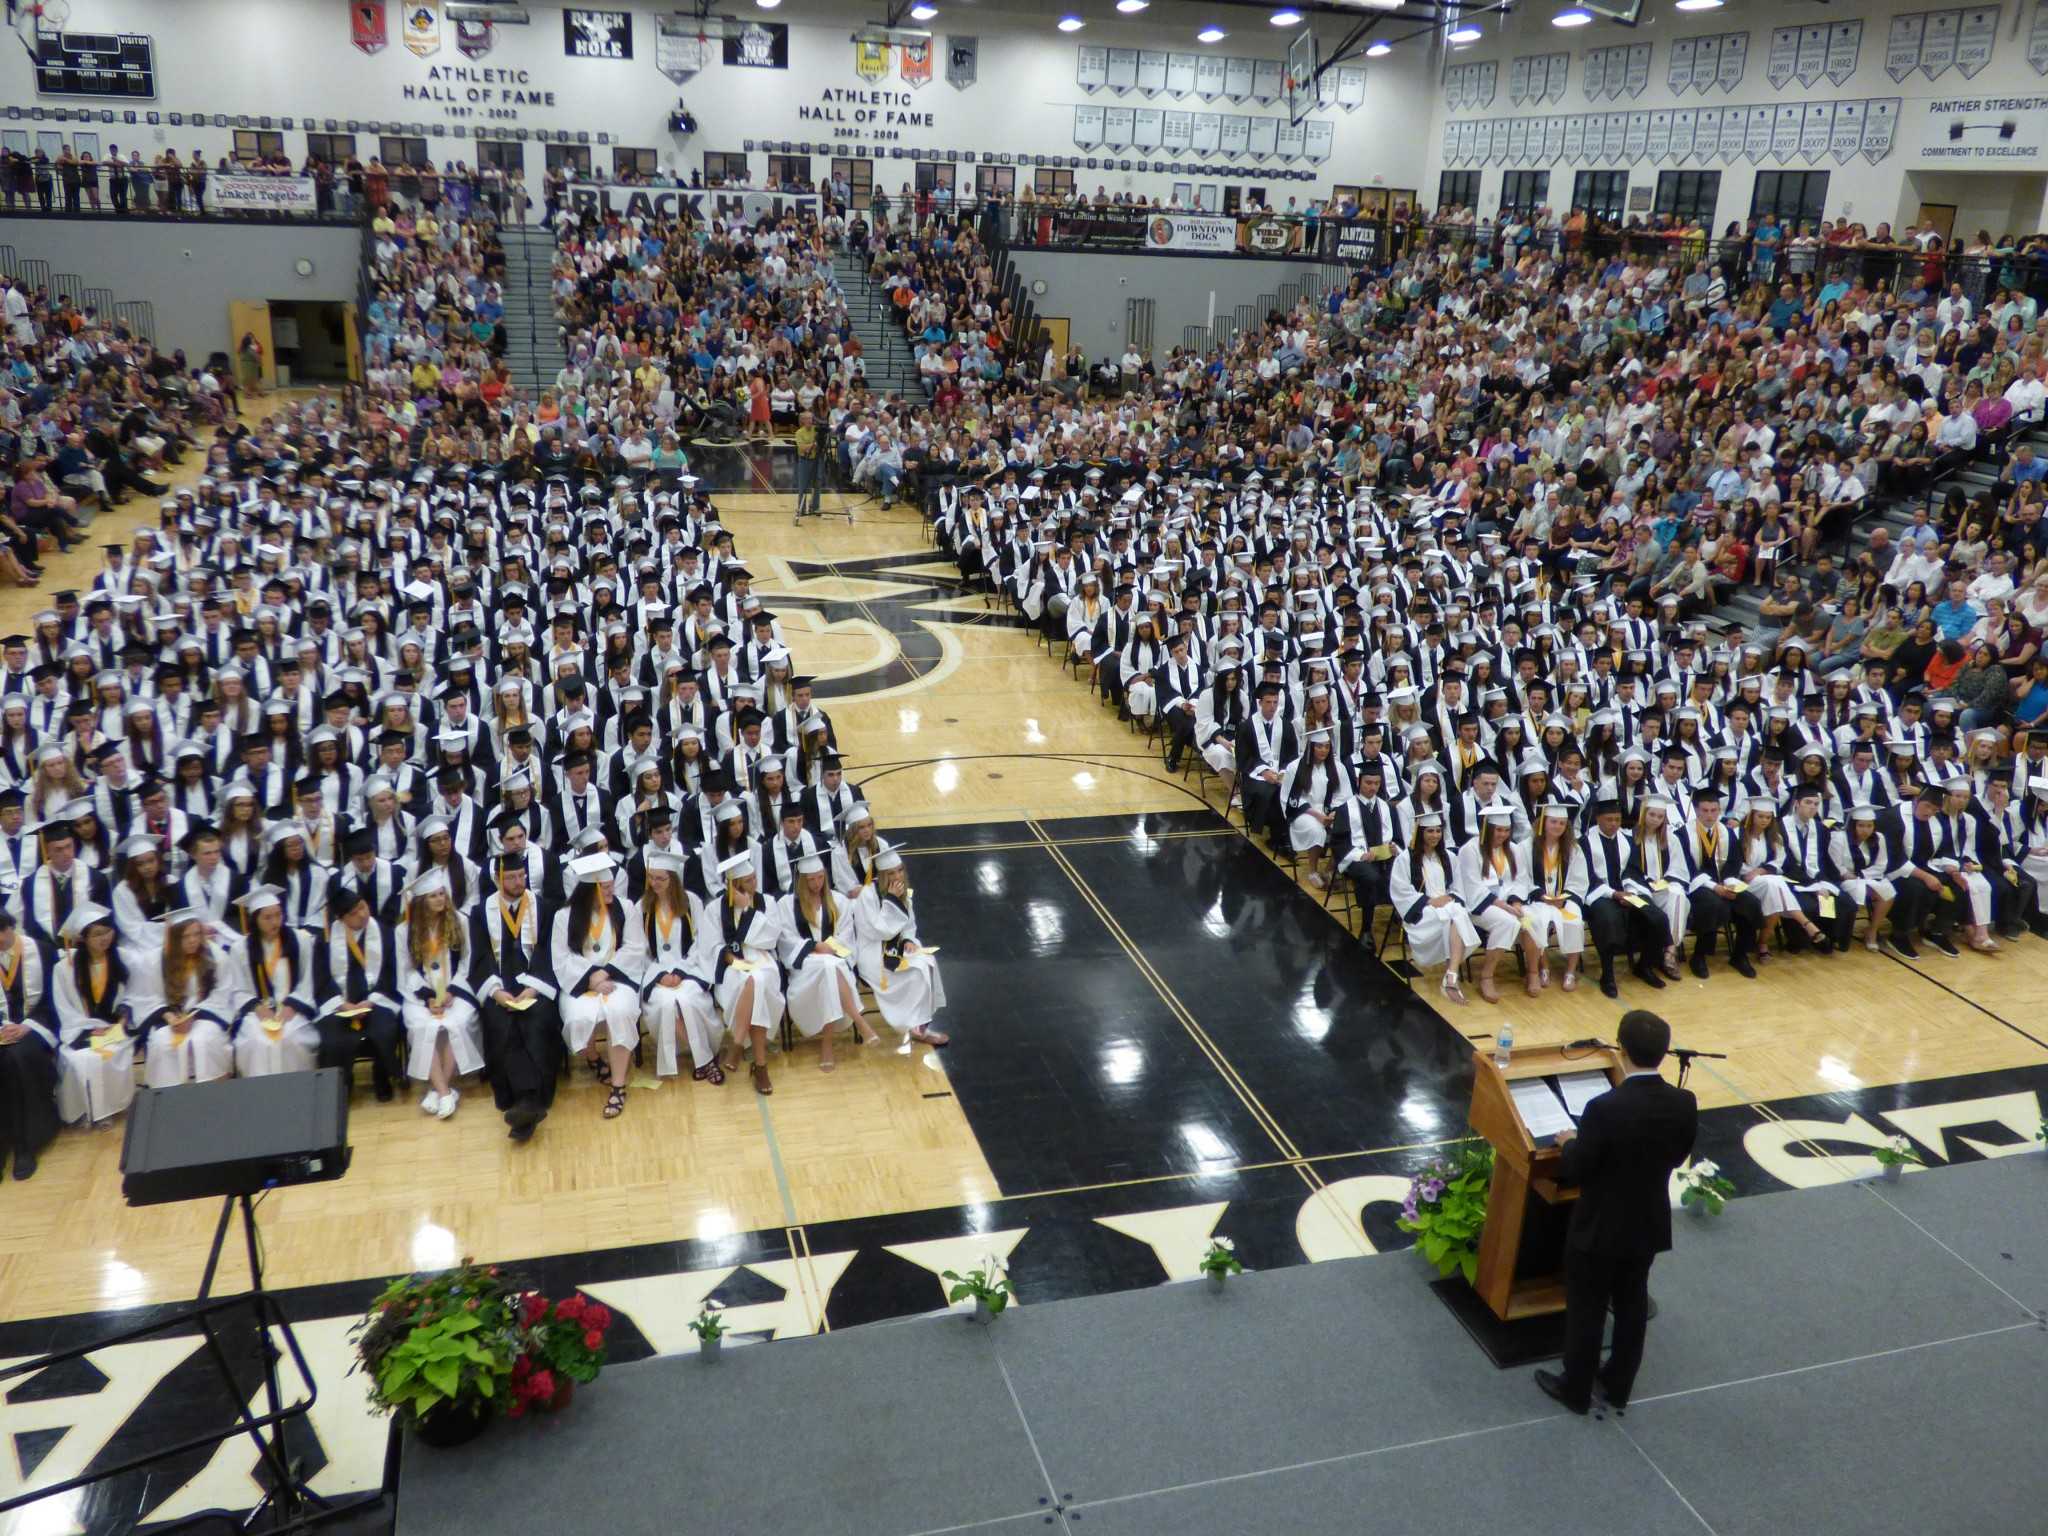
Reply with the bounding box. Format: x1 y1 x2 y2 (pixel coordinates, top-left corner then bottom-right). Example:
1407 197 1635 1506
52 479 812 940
120 1068 351 1205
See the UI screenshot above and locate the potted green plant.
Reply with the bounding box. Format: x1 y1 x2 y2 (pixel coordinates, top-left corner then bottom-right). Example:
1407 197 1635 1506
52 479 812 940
942 1257 1014 1323
1395 1142 1494 1286
1675 1159 1736 1218
1872 1134 1925 1184
352 1260 520 1448
688 1299 728 1361
1198 1237 1243 1292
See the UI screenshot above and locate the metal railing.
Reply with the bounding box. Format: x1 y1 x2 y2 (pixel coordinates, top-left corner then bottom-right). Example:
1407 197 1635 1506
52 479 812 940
52 271 83 302
83 286 116 317
16 257 49 293
113 300 154 341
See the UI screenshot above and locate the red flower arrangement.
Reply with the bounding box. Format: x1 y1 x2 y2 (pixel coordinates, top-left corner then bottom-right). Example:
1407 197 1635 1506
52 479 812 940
508 1291 614 1416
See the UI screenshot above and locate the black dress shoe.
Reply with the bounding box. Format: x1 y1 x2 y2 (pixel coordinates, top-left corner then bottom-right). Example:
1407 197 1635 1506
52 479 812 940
1887 934 1920 959
374 1080 395 1103
1730 953 1757 979
1534 1368 1589 1415
1688 950 1709 979
1598 971 1618 999
1594 1381 1627 1417
1926 933 1960 958
1631 961 1666 990
12 1152 35 1180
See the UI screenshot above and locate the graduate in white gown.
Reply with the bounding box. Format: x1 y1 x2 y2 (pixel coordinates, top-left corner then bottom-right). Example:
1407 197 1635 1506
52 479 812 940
776 852 884 1069
632 849 721 1085
692 850 788 1095
552 850 648 1119
853 842 950 1045
1387 813 1480 1005
399 867 484 1121
224 888 321 1077
1520 804 1589 992
1630 797 1692 972
52 905 140 1124
133 912 237 1088
1453 806 1544 1002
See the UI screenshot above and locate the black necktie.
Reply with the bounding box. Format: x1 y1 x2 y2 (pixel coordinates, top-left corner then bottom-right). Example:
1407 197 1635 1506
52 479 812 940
1604 836 1621 888
53 870 73 934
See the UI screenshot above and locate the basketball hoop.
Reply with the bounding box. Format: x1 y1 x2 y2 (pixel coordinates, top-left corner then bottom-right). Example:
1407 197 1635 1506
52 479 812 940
31 0 72 33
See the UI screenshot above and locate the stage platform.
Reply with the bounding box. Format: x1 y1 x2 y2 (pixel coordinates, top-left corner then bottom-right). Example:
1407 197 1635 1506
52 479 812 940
395 1153 2048 1536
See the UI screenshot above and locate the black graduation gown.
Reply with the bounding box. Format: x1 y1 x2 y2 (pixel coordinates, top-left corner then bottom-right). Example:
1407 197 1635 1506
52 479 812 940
467 895 562 1109
0 936 59 1166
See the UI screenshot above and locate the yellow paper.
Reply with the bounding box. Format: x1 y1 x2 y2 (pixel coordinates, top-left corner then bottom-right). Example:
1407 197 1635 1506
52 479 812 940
1370 843 1396 861
1724 879 1748 893
823 938 852 957
2005 869 2020 886
1817 892 1836 919
728 957 758 974
262 1017 284 1037
1940 886 1956 902
1650 879 1669 892
1621 893 1647 908
502 995 538 1011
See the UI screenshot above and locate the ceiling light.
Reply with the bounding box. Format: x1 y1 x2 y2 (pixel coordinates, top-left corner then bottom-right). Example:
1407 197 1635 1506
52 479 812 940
754 0 780 8
1270 8 1303 22
909 2 937 16
1116 0 1149 10
1197 24 1228 41
1446 23 1482 41
1674 0 1723 8
1365 39 1391 54
1551 7 1592 24
1058 13 1085 29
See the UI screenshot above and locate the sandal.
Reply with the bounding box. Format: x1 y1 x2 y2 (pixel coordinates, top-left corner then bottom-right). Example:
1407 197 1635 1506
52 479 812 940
909 1026 951 1047
587 1056 612 1086
692 1061 726 1086
751 1063 773 1095
602 1086 626 1118
1441 973 1468 1006
819 1057 837 1072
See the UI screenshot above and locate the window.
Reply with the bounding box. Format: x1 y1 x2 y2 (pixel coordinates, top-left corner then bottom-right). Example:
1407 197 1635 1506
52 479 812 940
1570 169 1628 223
975 164 1015 200
545 143 593 175
1437 169 1479 212
233 129 285 163
378 135 429 168
474 139 521 172
306 131 355 166
830 157 873 205
1033 166 1074 198
913 160 956 202
612 146 657 179
1498 170 1549 219
701 150 749 185
766 152 811 187
1751 170 1828 230
1654 169 1720 226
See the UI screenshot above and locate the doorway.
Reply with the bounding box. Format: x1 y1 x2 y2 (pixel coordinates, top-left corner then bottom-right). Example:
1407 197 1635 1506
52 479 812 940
1036 315 1070 355
267 301 357 386
1917 202 1957 243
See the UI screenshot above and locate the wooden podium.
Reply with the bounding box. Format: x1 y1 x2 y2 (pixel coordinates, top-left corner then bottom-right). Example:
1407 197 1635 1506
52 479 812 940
1466 1043 1625 1324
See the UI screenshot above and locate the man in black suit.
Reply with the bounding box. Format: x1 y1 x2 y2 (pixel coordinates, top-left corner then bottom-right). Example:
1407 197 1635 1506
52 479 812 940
1535 1009 1699 1416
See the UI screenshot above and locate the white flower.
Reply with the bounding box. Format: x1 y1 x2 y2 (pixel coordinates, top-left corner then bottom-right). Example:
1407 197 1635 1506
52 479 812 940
1210 1237 1236 1252
1888 1135 1913 1155
1687 1159 1719 1180
701 1299 725 1314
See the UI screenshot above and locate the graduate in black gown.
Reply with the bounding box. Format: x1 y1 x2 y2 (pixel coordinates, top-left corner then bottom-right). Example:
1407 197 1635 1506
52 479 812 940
468 852 561 1142
311 884 406 1101
0 909 59 1179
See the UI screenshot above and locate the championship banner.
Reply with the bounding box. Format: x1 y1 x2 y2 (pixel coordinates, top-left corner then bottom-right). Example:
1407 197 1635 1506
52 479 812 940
352 0 387 55
212 173 320 213
1143 211 1235 252
564 9 632 60
456 17 492 58
899 39 932 88
1237 213 1303 255
564 183 820 224
724 19 787 68
946 35 977 89
855 38 891 82
402 1 439 57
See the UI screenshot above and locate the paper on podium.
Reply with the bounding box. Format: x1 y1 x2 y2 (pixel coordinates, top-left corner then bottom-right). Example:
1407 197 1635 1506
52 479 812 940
1556 1070 1611 1120
1509 1077 1576 1139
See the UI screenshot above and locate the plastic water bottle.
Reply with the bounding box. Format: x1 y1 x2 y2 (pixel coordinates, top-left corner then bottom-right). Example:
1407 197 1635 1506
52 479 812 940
1494 1023 1514 1069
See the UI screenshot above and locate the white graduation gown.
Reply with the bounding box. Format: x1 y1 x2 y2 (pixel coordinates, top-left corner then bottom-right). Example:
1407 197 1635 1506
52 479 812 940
634 902 719 1074
551 903 647 1053
227 931 322 1077
53 956 139 1125
690 897 787 1034
1388 852 1480 970
398 933 484 1079
132 947 237 1089
775 891 860 1039
852 885 946 1031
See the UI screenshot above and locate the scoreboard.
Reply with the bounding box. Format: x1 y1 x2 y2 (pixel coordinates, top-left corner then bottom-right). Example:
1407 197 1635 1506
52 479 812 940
33 31 158 99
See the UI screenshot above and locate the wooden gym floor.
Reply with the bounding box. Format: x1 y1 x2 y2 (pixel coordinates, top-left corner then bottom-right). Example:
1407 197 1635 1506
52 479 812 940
2 484 2044 1332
